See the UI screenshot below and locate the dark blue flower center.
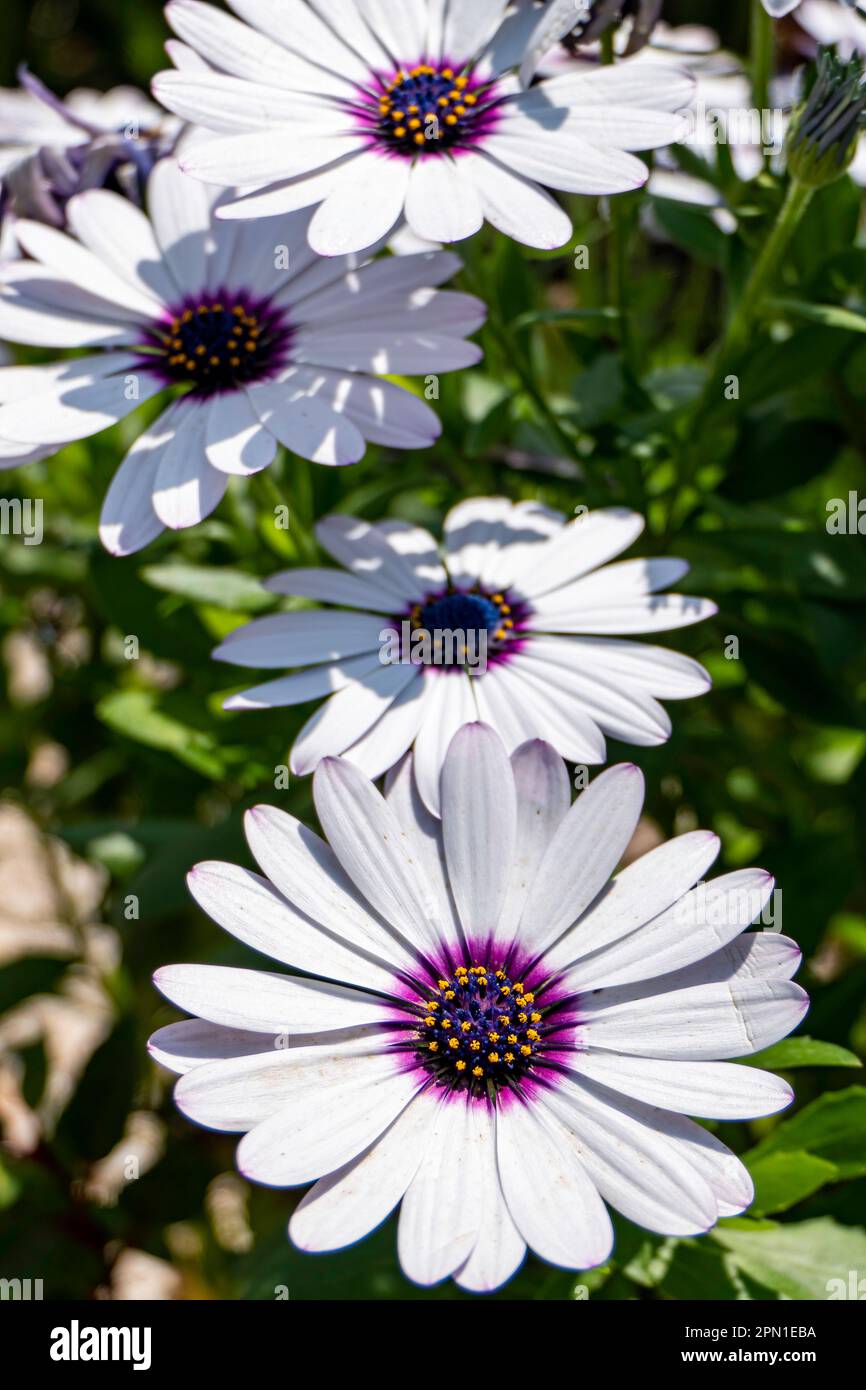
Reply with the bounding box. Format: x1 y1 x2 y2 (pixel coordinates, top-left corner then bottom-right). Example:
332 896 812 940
146 295 293 396
417 967 546 1093
421 592 500 634
375 64 492 154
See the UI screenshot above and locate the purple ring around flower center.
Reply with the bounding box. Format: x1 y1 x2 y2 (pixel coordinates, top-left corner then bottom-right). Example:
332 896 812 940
349 59 505 159
136 288 295 398
387 940 581 1101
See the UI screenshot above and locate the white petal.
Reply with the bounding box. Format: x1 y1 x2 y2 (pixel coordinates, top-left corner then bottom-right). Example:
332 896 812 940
455 1107 525 1294
174 1035 382 1131
149 1018 275 1075
509 507 645 598
236 1051 421 1185
0 367 163 446
264 566 396 613
542 1076 718 1236
290 1087 440 1252
544 829 722 975
578 977 809 1060
493 739 572 952
99 400 188 556
335 674 429 781
533 594 718 635
147 156 215 294
404 157 484 246
497 1098 613 1270
154 961 396 1033
384 750 462 944
290 662 421 773
397 1095 490 1286
482 128 649 197
13 219 162 319
567 1053 794 1121
308 152 411 256
518 764 645 958
153 403 229 529
243 804 420 975
413 671 478 817
315 513 429 602
313 756 445 956
510 644 672 747
563 868 776 992
462 150 572 249
441 722 516 950
206 391 276 475
187 858 399 994
66 190 176 306
213 610 383 667
250 385 365 466
565 638 712 700
225 657 382 712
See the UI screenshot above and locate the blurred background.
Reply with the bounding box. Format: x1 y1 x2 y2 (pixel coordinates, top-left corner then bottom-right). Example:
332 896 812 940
0 0 865 1301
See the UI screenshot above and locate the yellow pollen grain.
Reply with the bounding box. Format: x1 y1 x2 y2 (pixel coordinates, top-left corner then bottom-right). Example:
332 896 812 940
456 1060 466 1072
448 1038 459 1050
472 1066 483 1078
507 1034 518 1045
487 1032 499 1043
488 1053 500 1064
520 1045 532 1056
428 1041 438 1052
470 1040 480 1052
505 1052 515 1063
531 1012 542 1023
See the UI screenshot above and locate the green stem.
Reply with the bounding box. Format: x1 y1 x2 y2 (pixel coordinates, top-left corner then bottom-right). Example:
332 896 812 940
601 30 637 379
663 177 814 541
723 178 814 364
750 0 775 127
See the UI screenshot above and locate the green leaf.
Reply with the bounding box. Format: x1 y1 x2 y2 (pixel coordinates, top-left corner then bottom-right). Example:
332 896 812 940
746 1149 839 1215
96 690 226 779
713 1217 866 1299
745 1087 866 1180
743 1037 862 1070
140 563 275 613
658 1240 752 1301
769 297 866 334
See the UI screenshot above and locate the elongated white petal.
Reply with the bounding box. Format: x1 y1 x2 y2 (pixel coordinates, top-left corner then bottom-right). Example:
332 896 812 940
412 671 478 817
187 859 399 994
497 1098 613 1270
542 1077 718 1236
153 405 229 529
397 1095 489 1286
313 756 444 955
236 1051 421 1185
567 1052 794 1121
441 722 516 949
290 1088 440 1253
563 868 776 992
455 1106 525 1293
213 610 383 668
578 977 809 1060
308 151 411 257
155 962 396 1034
291 662 420 774
149 1018 276 1075
543 829 722 974
243 804 420 975
519 764 645 957
493 739 572 952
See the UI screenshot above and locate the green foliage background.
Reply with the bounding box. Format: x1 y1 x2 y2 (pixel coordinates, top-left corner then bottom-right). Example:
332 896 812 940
0 0 865 1300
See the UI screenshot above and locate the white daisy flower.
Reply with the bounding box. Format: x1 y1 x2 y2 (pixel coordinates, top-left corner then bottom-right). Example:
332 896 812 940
0 157 483 556
763 0 866 19
149 724 806 1293
151 0 694 256
215 497 716 817
0 74 179 227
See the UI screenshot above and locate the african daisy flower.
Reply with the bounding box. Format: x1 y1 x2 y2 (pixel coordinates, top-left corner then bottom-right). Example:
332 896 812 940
0 157 482 555
149 724 806 1292
215 497 716 816
151 0 694 256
